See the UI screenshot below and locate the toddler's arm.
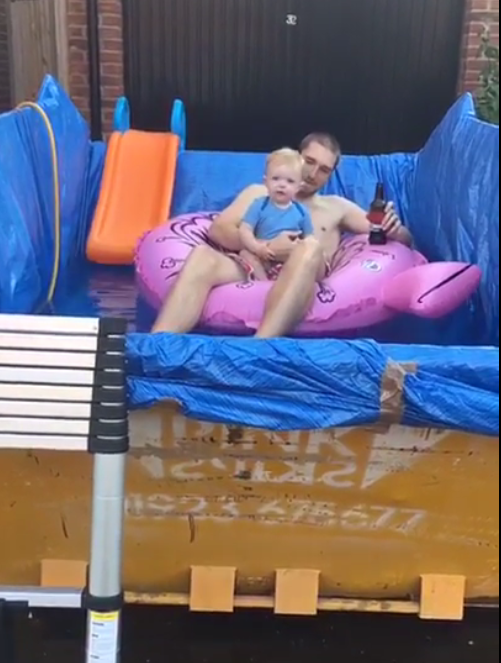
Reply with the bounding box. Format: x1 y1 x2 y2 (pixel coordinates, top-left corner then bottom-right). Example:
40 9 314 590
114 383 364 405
240 199 275 259
240 224 275 260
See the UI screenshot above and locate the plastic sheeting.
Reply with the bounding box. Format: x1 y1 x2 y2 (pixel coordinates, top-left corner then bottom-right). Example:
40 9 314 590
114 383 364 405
0 76 105 313
172 150 416 223
127 333 499 436
408 95 499 347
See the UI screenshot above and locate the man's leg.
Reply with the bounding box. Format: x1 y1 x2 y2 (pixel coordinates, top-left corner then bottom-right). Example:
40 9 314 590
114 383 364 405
255 237 325 338
152 245 244 333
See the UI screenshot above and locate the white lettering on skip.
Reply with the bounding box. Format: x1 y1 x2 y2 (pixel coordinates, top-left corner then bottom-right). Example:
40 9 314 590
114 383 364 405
129 413 448 491
125 494 426 535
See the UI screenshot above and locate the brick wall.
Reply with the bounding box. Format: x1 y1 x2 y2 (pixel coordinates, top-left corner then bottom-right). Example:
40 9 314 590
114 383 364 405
67 0 124 134
0 0 11 112
460 0 499 92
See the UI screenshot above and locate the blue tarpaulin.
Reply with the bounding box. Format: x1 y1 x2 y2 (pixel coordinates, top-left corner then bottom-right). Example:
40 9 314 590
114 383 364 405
172 150 416 225
0 76 498 435
408 95 500 349
0 77 105 312
127 333 499 435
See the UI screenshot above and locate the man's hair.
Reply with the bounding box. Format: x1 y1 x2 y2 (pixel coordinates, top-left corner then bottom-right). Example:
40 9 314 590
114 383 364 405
300 132 342 160
266 147 304 173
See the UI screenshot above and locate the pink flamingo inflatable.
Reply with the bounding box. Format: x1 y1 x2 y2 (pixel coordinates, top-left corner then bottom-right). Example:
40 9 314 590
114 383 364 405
135 212 482 336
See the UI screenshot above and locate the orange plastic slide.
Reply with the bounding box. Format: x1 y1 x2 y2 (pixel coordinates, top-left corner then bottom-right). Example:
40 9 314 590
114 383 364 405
87 130 180 265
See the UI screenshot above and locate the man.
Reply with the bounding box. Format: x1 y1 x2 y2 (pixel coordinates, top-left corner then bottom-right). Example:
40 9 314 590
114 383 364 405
152 133 412 337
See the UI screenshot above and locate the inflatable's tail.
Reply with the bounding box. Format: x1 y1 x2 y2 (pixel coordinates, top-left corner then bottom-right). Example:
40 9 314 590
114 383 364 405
383 262 482 319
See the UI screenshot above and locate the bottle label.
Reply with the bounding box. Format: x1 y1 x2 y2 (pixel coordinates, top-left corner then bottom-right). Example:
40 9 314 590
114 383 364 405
368 210 385 226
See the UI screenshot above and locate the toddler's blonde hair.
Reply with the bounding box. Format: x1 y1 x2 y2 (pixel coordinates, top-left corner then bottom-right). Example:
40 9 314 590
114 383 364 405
266 148 304 173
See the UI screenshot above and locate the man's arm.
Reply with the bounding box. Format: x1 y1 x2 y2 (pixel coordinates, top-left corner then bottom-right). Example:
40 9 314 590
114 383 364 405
208 184 267 251
337 197 413 247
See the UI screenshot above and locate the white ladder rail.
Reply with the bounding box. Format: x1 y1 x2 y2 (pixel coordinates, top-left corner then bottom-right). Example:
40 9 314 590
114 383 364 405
0 313 129 663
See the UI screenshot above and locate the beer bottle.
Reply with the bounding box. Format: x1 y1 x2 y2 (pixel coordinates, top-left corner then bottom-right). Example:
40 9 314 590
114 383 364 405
368 183 387 246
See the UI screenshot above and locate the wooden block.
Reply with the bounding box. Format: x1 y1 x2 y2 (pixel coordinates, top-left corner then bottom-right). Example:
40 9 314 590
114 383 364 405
40 560 88 588
275 569 320 616
190 566 236 613
420 574 466 621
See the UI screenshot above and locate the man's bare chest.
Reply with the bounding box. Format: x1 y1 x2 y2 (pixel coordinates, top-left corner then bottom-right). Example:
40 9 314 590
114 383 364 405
310 206 343 236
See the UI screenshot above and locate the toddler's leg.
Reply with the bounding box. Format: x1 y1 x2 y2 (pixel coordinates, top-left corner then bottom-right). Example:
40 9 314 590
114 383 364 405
239 250 268 280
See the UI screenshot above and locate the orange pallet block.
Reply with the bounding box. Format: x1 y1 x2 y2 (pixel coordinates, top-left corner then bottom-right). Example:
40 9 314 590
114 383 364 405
87 130 179 265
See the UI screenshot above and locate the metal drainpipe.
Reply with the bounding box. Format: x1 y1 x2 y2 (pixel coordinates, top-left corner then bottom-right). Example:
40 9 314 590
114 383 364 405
87 0 103 140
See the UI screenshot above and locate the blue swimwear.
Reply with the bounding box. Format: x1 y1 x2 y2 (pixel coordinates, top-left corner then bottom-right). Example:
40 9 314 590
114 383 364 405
243 196 314 240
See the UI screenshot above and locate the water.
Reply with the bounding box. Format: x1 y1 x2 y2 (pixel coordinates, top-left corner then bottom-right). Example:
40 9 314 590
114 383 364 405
10 607 499 662
52 263 142 331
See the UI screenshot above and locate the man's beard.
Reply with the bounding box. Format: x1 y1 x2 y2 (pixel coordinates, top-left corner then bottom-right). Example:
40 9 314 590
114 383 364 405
298 181 319 199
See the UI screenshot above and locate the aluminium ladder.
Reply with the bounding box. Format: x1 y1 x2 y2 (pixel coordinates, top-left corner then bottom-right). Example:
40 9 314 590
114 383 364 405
0 313 129 662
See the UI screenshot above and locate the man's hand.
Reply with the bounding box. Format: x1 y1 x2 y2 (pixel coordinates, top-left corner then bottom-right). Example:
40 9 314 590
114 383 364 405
341 197 412 247
382 202 413 246
267 231 301 260
382 202 402 238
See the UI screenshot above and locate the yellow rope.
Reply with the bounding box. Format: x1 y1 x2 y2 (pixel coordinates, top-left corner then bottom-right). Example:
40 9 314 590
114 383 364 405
16 101 61 308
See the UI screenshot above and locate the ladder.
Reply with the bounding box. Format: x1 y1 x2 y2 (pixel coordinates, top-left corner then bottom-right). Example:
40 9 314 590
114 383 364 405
0 313 129 662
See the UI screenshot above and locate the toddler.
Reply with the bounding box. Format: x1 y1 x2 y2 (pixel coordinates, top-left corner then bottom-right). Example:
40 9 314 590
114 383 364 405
238 148 314 280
